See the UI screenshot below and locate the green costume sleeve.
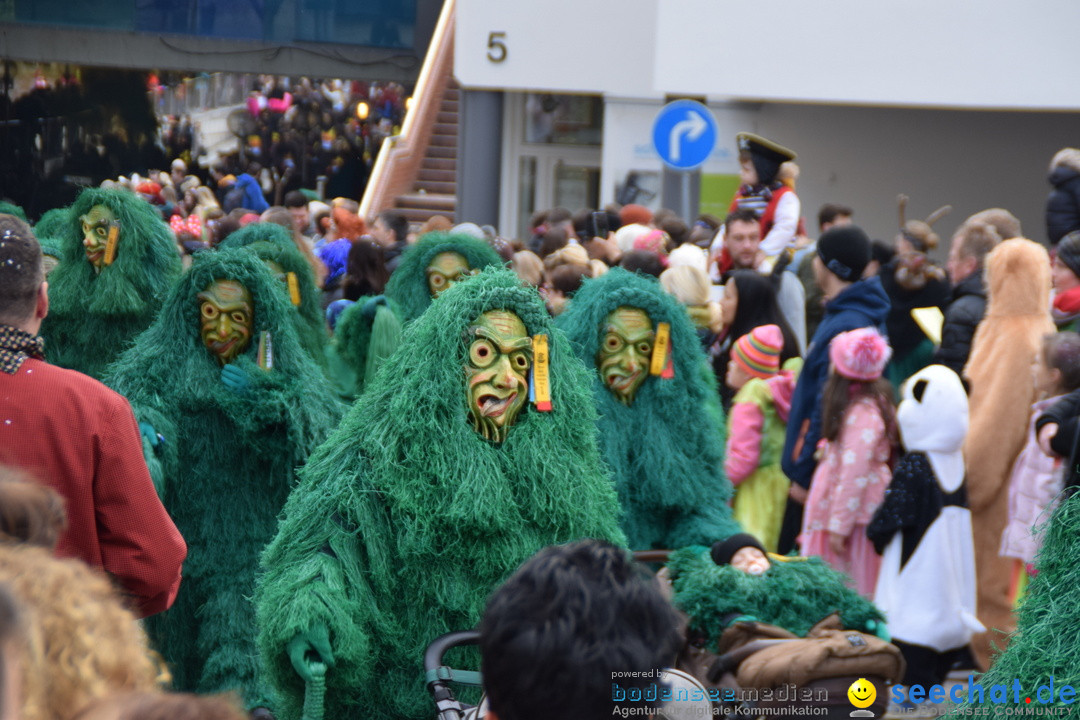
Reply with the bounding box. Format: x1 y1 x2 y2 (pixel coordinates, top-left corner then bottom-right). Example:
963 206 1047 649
332 297 403 394
214 356 341 462
133 406 178 497
364 304 403 384
256 453 392 719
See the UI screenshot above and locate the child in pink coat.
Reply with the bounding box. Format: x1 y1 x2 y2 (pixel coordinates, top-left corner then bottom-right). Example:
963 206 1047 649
800 327 898 597
725 324 801 553
1000 332 1080 604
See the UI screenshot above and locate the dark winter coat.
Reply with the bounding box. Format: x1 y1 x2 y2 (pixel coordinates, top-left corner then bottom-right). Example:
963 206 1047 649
879 257 951 359
932 270 987 377
781 277 891 489
1046 149 1080 246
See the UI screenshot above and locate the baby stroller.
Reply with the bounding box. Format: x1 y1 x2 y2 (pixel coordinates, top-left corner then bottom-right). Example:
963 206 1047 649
635 549 905 720
425 630 485 720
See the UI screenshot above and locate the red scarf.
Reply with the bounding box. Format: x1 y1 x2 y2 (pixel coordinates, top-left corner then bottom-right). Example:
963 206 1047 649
1053 285 1080 316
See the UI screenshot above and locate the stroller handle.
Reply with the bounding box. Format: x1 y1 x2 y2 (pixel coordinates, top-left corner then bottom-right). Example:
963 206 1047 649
424 630 482 682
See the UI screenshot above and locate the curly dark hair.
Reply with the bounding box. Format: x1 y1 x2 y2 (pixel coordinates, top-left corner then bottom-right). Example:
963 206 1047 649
480 540 680 720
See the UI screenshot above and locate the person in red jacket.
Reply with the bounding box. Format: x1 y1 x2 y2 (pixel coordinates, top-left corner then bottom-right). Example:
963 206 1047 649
0 213 186 618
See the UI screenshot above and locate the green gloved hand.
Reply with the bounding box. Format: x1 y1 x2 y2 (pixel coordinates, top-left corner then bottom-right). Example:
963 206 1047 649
288 625 335 682
138 422 163 449
221 363 253 394
864 619 890 642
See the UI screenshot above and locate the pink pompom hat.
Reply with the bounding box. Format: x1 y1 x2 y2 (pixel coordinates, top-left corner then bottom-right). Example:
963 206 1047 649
829 327 891 381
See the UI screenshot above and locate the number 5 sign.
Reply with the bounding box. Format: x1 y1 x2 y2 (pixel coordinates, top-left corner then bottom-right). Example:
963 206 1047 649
487 32 507 63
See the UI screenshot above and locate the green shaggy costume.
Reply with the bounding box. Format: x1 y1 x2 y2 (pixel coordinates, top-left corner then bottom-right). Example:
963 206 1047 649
219 222 328 367
40 187 181 379
556 268 739 550
256 268 624 720
0 201 27 221
107 249 344 702
668 546 885 646
949 491 1080 713
331 232 504 395
33 207 66 263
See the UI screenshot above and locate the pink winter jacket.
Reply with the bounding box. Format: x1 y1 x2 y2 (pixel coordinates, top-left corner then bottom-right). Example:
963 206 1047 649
1000 396 1065 564
725 370 796 484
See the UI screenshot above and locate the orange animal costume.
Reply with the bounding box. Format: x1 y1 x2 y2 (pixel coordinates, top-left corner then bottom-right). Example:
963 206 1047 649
962 238 1054 668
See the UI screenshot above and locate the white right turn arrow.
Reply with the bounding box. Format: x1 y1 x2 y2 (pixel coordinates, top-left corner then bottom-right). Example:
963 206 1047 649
669 110 707 164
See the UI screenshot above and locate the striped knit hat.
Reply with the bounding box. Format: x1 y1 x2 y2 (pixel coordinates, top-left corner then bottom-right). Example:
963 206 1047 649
732 324 783 379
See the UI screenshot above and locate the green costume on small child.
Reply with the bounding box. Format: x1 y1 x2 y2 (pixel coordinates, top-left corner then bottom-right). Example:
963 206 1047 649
41 187 182 379
256 268 624 720
331 232 503 396
668 545 886 644
107 250 344 704
556 268 740 550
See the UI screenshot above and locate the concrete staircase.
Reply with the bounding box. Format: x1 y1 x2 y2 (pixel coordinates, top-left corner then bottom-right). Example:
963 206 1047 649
392 80 459 226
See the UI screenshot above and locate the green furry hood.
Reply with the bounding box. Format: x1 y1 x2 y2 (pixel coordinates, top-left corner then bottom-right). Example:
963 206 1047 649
556 267 738 550
106 247 341 465
46 187 181 317
0 202 27 222
257 268 624 719
384 232 504 323
33 208 66 258
219 222 328 365
668 546 885 646
315 266 622 545
108 248 324 399
40 188 182 378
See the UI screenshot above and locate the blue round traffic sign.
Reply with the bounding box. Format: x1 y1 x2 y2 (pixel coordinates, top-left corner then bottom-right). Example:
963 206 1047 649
652 100 718 170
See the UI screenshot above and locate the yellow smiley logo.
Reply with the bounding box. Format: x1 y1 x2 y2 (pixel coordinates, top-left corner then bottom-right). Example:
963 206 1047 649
847 678 877 710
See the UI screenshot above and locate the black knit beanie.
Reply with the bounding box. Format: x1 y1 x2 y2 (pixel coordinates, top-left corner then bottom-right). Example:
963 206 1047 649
817 225 871 282
711 533 767 566
1057 230 1080 279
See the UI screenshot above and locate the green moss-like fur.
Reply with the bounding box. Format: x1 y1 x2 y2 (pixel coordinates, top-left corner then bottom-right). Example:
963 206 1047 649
331 298 403 398
668 546 885 646
949 491 1080 712
219 222 328 367
0 201 27 222
256 268 625 720
39 188 182 379
385 232 504 323
556 268 739 550
331 233 504 396
34 208 66 259
106 249 344 703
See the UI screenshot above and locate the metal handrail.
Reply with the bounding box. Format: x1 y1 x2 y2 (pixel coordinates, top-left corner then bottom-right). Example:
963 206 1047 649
358 0 455 219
